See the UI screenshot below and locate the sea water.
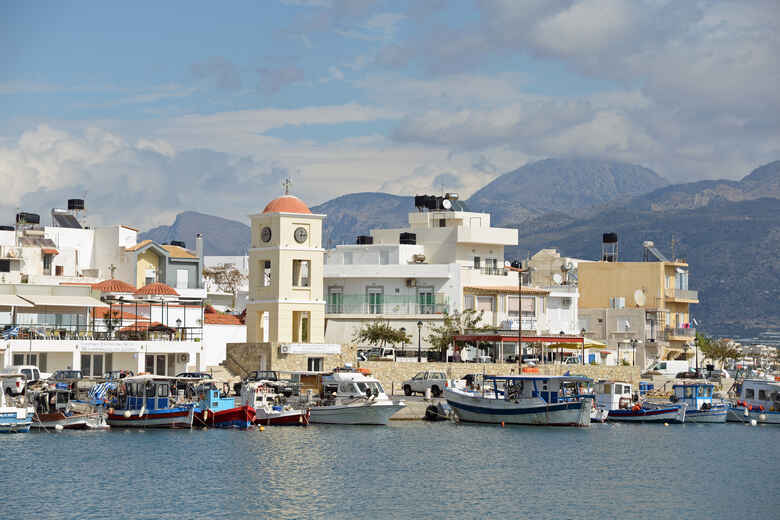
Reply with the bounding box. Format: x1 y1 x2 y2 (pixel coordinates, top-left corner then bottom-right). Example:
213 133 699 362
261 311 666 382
2 422 777 519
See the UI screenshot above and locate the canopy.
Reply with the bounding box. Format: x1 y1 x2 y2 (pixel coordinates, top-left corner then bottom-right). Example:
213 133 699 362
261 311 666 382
0 295 34 307
584 338 608 347
18 295 108 308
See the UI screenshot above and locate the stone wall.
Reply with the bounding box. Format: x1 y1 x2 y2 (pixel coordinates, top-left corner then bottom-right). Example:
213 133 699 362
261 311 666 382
224 342 359 377
358 361 641 395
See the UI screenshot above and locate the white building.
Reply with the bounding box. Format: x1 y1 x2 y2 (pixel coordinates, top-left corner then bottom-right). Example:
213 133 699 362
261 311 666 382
323 199 581 357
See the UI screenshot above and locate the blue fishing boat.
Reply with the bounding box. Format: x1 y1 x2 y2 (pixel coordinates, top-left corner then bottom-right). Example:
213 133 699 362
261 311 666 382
193 383 255 429
107 375 194 428
671 382 727 423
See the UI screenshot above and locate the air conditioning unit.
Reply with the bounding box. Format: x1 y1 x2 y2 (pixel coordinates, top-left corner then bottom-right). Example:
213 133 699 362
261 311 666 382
178 353 189 363
280 344 290 354
562 298 572 306
406 279 416 287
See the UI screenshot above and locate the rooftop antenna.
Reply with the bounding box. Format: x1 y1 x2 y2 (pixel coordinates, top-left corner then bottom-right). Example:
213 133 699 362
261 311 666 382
282 178 292 196
670 235 678 261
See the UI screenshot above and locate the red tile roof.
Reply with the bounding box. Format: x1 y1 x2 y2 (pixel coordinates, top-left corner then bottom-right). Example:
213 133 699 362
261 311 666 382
204 313 243 325
93 278 137 293
134 282 179 296
95 308 148 320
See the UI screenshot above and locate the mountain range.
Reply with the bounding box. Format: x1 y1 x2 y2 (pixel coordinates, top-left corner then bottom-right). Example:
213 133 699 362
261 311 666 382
141 158 780 337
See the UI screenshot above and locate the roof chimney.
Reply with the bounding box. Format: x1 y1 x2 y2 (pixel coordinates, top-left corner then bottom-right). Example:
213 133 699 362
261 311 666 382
195 233 204 259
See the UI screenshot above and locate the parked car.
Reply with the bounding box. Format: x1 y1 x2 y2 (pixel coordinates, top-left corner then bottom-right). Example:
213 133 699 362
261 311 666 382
11 365 43 384
704 368 729 381
175 372 212 392
234 370 294 396
367 347 395 361
104 370 134 380
50 369 85 398
644 360 690 377
402 371 448 397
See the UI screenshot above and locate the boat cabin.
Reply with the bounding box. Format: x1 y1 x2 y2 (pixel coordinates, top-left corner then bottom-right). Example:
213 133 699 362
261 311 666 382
322 372 388 402
31 383 72 415
672 383 714 411
119 376 175 411
195 382 236 413
595 380 634 411
481 375 591 404
735 379 780 411
241 381 286 410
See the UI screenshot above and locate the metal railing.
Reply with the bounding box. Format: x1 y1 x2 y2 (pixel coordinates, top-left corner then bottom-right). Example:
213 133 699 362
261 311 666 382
665 288 698 300
479 267 509 276
664 327 696 339
0 323 203 341
326 302 448 315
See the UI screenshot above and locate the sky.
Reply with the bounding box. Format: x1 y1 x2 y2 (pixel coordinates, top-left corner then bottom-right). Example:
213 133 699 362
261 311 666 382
1 0 778 229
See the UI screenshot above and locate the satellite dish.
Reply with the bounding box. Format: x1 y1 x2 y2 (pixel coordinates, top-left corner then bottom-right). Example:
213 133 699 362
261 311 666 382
504 260 511 268
441 199 452 210
633 289 646 306
553 273 563 285
561 262 574 271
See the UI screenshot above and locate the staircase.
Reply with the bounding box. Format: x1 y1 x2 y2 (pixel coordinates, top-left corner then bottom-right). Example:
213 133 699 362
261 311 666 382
206 364 241 385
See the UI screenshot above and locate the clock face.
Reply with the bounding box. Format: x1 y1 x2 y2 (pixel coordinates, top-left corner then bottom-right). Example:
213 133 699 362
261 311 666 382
261 226 272 242
294 226 308 244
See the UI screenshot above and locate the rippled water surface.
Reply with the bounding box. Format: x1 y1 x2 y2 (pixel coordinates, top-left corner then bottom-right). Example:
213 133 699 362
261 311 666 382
2 422 777 519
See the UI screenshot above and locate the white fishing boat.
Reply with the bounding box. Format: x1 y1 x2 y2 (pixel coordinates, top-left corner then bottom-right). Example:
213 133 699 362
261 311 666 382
0 374 34 433
728 378 780 425
29 383 108 430
671 382 727 423
240 381 309 426
445 375 593 427
307 370 405 425
595 380 687 424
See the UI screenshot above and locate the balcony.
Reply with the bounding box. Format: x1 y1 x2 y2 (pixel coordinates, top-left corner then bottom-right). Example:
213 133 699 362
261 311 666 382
479 267 509 276
664 327 696 341
1 323 203 342
664 288 699 303
326 295 449 316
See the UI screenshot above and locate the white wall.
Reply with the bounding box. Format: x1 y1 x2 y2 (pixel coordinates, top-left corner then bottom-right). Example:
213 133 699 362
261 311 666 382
202 323 246 366
45 226 95 273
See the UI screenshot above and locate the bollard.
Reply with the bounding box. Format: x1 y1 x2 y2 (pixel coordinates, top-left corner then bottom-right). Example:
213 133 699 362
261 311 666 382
424 387 431 401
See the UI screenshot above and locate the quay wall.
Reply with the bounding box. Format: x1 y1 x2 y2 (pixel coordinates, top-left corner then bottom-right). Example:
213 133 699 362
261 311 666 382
358 361 640 396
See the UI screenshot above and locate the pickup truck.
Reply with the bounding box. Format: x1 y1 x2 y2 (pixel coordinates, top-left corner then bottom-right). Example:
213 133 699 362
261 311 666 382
402 371 448 397
0 370 27 396
234 370 294 397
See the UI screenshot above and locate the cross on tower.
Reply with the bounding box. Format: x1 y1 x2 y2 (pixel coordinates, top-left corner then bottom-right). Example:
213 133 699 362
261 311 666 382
282 178 292 195
108 264 117 278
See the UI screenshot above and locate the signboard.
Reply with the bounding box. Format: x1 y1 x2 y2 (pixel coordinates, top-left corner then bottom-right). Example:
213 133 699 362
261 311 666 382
281 343 341 355
80 342 143 353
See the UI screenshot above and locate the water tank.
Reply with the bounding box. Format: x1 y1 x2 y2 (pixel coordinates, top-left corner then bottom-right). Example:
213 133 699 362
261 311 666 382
170 240 186 248
0 225 14 231
67 199 85 210
16 212 40 225
602 232 618 244
356 235 373 245
399 232 416 245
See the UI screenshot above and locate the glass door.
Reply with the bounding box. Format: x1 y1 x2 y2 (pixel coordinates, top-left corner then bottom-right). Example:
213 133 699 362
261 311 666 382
417 288 434 314
367 288 383 314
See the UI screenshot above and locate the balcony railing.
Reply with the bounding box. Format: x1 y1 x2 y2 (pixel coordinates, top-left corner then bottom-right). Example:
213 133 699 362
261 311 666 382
479 267 509 276
326 302 449 316
665 288 698 301
664 327 696 340
1 323 203 341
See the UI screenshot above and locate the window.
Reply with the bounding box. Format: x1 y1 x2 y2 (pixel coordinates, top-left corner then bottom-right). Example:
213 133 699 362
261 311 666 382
464 295 475 310
610 297 626 309
292 260 310 287
343 252 353 265
508 295 519 317
307 357 323 371
176 269 189 289
379 250 390 265
0 259 9 272
42 255 52 275
263 260 272 287
327 287 344 313
55 265 64 276
745 388 755 399
157 384 169 397
477 295 494 312
758 390 768 400
145 269 156 286
417 287 434 314
439 218 446 228
81 354 104 377
473 256 481 269
367 287 383 314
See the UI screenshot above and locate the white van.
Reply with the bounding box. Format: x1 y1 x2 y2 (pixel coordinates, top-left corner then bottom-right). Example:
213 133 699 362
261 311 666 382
367 347 395 361
646 360 690 377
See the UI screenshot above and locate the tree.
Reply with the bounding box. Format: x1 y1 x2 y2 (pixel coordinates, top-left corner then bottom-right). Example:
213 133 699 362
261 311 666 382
353 321 411 350
425 309 489 361
203 264 247 309
697 332 741 368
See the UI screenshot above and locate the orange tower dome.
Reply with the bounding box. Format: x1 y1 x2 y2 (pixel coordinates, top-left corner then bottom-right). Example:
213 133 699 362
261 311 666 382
262 195 311 214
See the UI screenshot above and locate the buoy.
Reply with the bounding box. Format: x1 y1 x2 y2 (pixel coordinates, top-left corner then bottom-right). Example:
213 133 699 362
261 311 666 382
108 408 114 415
54 424 64 431
123 410 131 418
759 414 767 422
259 426 265 432
204 410 209 420
664 422 669 426
501 421 505 428
750 419 757 426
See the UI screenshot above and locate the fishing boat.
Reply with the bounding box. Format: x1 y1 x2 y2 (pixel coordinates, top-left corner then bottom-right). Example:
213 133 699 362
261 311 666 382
671 382 727 423
107 375 194 428
240 381 309 426
595 380 687 424
305 370 405 425
193 383 255 429
29 383 108 430
727 378 780 425
445 375 593 427
0 374 34 433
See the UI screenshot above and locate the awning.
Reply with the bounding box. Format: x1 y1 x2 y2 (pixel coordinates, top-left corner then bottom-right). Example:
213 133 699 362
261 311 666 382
584 338 608 347
18 295 108 308
41 248 59 255
0 295 34 307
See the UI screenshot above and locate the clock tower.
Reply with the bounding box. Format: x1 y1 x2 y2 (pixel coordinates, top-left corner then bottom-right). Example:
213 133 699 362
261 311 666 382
246 194 326 346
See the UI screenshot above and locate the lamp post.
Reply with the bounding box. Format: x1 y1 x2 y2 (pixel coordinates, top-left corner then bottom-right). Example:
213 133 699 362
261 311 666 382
417 320 423 363
510 260 523 366
631 338 638 366
176 318 182 341
694 335 699 374
581 328 586 365
399 327 406 361
559 331 565 364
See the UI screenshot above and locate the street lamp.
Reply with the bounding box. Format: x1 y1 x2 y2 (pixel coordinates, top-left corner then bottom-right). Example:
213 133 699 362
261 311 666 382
417 320 423 363
630 338 638 366
399 327 406 361
581 328 586 365
176 318 182 341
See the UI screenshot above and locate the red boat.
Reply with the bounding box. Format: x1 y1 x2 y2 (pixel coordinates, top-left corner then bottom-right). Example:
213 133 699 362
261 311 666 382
194 405 256 429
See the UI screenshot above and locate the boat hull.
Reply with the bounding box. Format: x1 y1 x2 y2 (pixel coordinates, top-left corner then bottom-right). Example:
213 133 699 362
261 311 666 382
195 406 256 429
0 408 34 433
107 406 194 428
309 402 404 425
591 408 609 423
607 404 687 423
32 411 107 430
446 389 591 427
727 406 780 424
685 405 728 423
254 407 310 426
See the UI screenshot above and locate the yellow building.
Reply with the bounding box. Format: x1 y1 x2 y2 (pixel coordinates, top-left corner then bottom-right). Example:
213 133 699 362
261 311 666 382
579 257 699 360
